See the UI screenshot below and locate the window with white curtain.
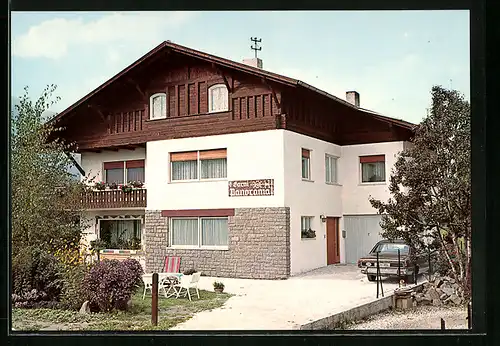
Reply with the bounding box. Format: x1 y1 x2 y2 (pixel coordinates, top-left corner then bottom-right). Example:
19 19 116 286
208 84 229 113
149 93 167 120
360 155 386 183
170 149 227 181
104 160 145 184
99 219 142 250
170 217 228 248
301 216 313 231
325 154 338 184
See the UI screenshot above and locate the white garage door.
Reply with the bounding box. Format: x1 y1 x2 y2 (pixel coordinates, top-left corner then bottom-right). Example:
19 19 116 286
344 215 385 264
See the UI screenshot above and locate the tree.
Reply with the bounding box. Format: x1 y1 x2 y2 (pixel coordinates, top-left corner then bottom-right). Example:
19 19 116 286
369 85 471 298
11 85 89 256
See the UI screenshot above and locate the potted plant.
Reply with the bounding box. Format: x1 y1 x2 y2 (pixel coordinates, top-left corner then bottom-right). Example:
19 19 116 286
108 182 119 190
129 180 144 188
213 281 225 293
183 268 196 276
94 181 106 191
121 184 133 193
301 228 316 239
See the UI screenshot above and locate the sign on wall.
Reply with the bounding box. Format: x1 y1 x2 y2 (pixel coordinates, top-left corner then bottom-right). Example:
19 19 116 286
228 179 274 197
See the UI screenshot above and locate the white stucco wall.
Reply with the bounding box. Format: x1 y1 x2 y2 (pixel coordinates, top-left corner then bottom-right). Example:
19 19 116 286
80 148 146 183
282 131 343 275
146 130 286 210
341 141 405 215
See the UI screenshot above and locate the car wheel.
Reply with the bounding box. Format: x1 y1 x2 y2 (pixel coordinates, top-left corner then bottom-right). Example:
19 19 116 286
367 274 377 282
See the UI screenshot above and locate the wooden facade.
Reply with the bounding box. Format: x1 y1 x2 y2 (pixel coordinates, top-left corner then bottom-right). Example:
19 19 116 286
53 41 415 153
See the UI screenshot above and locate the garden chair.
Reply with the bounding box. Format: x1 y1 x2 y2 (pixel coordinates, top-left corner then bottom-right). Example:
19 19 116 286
174 272 201 301
163 256 181 274
142 274 153 300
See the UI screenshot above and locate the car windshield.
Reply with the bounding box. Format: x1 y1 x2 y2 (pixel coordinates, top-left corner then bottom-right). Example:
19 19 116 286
371 242 409 255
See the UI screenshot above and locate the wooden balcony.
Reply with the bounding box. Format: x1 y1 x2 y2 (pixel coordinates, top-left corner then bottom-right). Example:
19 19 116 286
81 188 147 209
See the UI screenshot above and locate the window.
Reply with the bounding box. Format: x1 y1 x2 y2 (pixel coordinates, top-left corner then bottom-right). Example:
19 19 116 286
150 93 167 120
301 216 313 231
99 219 142 250
301 149 311 180
170 217 229 248
208 84 229 113
325 154 338 184
170 149 227 181
301 216 315 239
104 160 145 184
360 155 386 183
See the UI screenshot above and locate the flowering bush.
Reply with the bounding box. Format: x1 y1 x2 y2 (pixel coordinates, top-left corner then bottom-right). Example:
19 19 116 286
94 181 106 191
12 246 63 306
58 263 89 310
82 259 144 312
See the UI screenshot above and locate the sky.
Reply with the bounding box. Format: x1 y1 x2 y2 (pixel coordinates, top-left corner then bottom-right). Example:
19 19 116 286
11 10 470 124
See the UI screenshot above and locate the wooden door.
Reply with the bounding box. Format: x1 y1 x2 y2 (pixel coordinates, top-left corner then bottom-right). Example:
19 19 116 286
326 217 340 264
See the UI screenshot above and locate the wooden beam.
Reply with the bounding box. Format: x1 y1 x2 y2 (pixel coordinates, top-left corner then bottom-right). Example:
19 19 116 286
261 78 281 109
210 63 232 92
127 78 146 99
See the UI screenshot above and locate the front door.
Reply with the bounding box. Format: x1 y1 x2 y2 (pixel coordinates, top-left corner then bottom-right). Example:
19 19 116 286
326 217 340 264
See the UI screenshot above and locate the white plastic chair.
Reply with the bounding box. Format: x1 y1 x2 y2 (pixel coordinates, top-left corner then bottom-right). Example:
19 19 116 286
174 272 201 301
142 274 152 300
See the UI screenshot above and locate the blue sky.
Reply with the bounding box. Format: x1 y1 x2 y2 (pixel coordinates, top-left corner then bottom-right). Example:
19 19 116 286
11 10 469 124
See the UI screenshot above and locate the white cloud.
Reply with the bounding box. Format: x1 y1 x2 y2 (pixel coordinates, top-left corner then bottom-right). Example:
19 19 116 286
12 11 198 59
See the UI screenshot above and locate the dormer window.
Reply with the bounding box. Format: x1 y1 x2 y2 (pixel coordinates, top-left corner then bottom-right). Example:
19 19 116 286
150 93 167 120
208 84 229 113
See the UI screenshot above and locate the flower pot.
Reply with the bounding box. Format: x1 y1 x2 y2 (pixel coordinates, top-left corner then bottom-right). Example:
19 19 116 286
214 288 224 293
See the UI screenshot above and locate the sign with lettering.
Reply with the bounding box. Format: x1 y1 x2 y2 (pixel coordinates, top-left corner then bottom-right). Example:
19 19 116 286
228 179 274 197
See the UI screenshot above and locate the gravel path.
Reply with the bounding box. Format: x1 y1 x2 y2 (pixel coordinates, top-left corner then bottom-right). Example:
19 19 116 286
347 305 468 330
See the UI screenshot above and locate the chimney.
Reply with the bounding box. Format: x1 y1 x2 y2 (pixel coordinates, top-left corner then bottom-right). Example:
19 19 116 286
242 57 263 69
346 91 360 107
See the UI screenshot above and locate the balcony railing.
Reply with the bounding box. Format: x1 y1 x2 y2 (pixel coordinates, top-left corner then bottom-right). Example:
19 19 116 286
81 188 147 209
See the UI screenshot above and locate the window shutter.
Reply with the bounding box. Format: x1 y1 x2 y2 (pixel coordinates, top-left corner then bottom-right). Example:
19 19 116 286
104 161 125 170
360 155 385 163
199 149 227 160
302 149 310 158
126 160 145 168
170 151 198 162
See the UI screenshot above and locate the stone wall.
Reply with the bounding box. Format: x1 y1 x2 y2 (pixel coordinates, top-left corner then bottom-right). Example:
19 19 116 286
144 210 169 273
144 207 291 279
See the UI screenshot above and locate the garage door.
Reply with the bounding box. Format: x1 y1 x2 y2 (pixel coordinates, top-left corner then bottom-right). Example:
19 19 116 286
344 215 385 264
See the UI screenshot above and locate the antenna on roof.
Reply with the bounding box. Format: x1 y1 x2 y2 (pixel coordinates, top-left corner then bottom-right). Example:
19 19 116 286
250 37 262 59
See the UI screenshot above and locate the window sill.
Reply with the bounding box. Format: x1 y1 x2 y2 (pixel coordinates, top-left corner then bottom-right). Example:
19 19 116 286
326 182 342 186
169 246 229 251
208 109 229 115
359 182 387 186
169 178 228 184
301 237 316 241
145 117 167 122
301 179 314 183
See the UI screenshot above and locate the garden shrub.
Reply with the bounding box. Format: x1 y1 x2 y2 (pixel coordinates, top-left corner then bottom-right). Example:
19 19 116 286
12 246 63 306
82 259 144 312
58 263 89 311
434 243 466 276
183 268 196 275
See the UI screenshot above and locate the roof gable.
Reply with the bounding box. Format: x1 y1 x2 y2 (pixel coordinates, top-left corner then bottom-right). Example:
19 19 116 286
51 41 415 131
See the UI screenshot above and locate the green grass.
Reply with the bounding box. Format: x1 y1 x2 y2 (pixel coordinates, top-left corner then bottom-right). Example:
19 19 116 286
12 289 232 331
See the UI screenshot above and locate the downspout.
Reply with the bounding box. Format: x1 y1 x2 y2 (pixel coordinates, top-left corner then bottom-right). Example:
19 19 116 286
65 151 86 176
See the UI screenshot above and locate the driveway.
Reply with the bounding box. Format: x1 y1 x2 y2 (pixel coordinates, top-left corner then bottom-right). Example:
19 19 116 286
170 264 426 330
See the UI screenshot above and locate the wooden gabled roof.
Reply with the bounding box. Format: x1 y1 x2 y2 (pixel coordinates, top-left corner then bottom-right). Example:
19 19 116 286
51 40 416 131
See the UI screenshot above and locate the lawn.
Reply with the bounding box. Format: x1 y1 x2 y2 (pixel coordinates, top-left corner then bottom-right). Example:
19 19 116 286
12 289 232 331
